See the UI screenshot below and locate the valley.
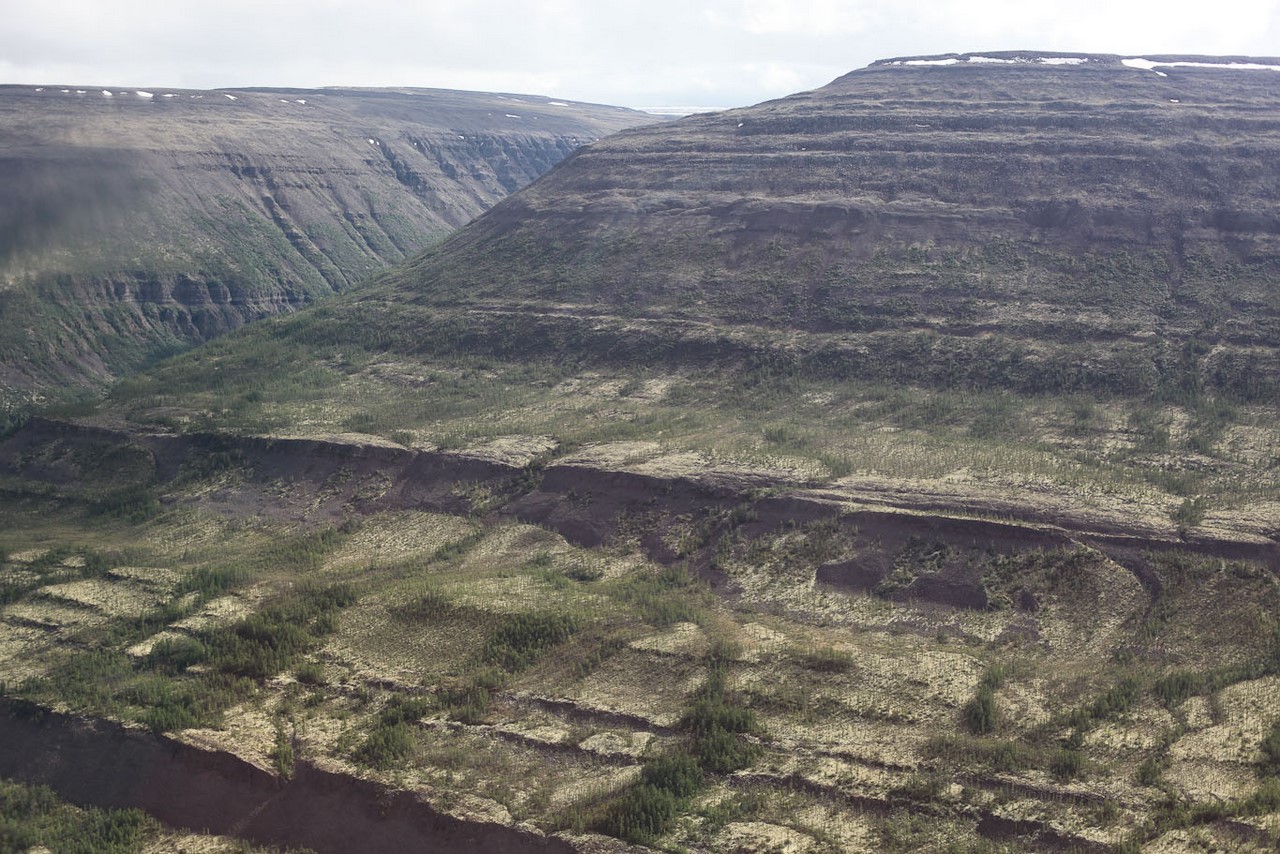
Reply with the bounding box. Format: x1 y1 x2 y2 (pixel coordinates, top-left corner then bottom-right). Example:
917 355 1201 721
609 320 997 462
0 84 654 412
1 52 1278 853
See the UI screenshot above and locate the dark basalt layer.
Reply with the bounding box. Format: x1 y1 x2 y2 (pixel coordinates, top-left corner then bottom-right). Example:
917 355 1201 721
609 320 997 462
0 85 654 406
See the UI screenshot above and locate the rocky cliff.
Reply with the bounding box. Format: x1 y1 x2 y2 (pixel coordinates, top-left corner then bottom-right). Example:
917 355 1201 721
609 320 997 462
358 52 1280 402
0 84 654 409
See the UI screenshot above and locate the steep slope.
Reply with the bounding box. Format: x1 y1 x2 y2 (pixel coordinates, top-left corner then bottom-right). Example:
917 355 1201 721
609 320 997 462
362 51 1280 402
96 52 1280 552
0 85 654 409
6 54 1280 853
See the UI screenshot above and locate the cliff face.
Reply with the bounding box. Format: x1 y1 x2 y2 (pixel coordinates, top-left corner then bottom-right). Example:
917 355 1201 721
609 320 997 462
0 85 654 407
368 53 1280 401
0 700 576 854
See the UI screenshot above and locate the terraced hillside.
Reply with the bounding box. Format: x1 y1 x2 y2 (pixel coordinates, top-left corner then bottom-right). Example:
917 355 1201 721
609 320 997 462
0 419 1277 852
365 52 1280 403
0 85 653 410
3 52 1279 852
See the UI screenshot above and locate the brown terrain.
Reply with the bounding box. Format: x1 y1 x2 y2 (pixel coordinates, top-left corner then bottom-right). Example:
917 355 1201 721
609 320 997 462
2 53 1279 853
0 84 654 408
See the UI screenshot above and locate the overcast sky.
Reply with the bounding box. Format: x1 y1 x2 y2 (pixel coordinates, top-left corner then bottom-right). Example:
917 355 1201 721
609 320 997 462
3 0 1279 108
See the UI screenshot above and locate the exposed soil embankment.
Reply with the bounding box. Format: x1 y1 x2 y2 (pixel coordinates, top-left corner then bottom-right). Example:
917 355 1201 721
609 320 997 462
0 699 576 854
4 417 1277 588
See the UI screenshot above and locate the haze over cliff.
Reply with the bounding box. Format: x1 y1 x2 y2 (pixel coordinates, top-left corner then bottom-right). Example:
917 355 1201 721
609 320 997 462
0 84 654 410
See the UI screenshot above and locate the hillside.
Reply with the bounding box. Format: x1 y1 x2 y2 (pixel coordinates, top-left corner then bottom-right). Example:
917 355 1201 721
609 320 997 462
0 84 654 411
372 51 1280 402
2 54 1279 853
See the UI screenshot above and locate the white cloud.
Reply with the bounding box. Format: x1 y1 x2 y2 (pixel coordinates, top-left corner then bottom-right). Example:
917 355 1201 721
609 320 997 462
1 0 1277 108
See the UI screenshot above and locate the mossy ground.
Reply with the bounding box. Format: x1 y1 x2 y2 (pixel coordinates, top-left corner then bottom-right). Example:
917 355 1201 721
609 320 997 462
2 443 1278 852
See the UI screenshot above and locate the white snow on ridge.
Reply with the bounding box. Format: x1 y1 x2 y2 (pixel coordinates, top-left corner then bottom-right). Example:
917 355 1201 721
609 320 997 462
162 93 176 98
223 94 237 100
1123 57 1280 72
295 99 306 104
891 56 1090 67
35 87 43 92
136 91 153 99
101 90 113 97
505 113 521 118
547 101 569 106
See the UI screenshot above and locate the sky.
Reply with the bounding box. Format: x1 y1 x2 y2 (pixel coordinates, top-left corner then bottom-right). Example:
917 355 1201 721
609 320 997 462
2 0 1279 109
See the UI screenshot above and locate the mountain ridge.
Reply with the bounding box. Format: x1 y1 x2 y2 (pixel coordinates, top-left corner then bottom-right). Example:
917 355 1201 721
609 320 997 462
342 52 1279 403
0 84 655 410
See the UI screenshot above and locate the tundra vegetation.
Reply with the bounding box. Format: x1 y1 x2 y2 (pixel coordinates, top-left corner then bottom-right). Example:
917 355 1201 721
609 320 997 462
4 53 1280 853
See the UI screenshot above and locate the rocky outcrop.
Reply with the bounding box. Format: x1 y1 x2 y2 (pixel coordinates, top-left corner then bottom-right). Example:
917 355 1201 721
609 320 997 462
0 85 655 406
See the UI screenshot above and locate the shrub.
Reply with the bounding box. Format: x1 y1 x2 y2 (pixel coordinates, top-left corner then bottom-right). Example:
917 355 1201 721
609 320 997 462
390 589 454 623
641 753 704 799
482 612 579 673
795 645 854 673
295 661 326 686
357 721 415 769
1050 748 1085 780
1262 720 1280 777
144 637 207 674
598 785 679 845
964 685 999 735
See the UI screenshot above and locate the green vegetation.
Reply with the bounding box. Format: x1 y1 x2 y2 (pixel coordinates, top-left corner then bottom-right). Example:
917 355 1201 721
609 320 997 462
482 612 580 673
1261 719 1280 777
0 777 154 854
962 665 1005 736
19 581 357 732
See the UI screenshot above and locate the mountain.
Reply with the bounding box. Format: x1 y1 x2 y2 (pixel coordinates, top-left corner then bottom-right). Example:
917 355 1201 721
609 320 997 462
0 84 654 411
4 54 1280 854
359 51 1280 404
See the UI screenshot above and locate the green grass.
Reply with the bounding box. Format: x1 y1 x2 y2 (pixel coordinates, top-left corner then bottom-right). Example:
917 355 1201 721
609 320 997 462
89 321 1280 538
0 777 155 854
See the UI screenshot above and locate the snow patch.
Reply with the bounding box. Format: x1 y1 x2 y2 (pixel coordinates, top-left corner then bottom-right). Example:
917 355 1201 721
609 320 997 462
101 90 113 97
969 56 1016 64
35 87 44 92
903 58 960 66
1123 57 1280 72
1170 99 1181 103
367 138 378 145
223 93 237 100
295 99 306 104
505 113 521 118
1040 57 1088 65
135 91 153 99
75 90 84 95
162 93 176 98
546 101 569 106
